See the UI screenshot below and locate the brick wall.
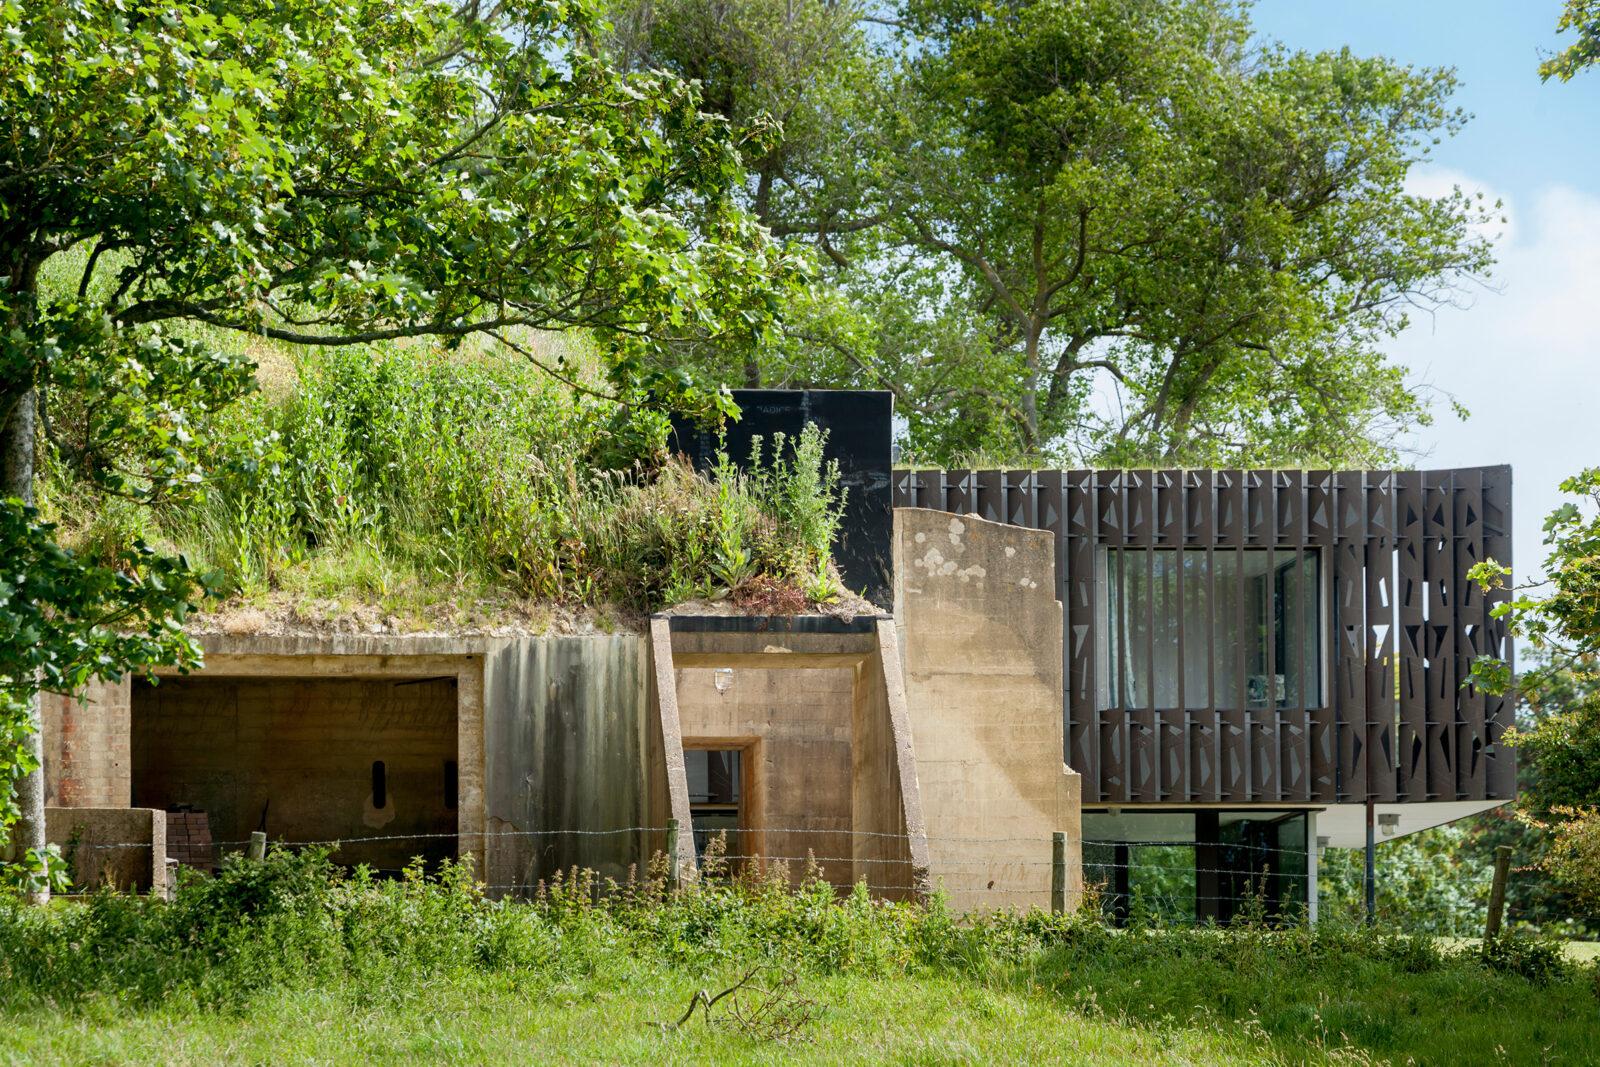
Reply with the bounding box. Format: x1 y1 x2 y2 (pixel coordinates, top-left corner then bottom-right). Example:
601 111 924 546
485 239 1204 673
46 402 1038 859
43 677 132 808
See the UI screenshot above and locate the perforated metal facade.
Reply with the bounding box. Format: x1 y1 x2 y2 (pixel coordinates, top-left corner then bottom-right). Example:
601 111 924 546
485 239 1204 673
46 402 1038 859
893 468 1514 805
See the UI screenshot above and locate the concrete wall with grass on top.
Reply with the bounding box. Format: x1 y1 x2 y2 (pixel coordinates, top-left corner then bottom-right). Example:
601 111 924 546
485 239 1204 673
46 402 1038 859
483 635 653 894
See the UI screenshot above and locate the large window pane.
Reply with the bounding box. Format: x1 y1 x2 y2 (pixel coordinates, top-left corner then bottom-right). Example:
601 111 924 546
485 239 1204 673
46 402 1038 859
1098 549 1323 710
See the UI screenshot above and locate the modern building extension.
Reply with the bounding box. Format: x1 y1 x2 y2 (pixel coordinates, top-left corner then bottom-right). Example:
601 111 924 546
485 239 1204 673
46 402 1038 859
896 465 1514 922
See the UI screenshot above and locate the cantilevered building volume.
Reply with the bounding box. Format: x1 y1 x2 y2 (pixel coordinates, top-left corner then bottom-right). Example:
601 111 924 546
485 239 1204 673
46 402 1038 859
896 465 1514 922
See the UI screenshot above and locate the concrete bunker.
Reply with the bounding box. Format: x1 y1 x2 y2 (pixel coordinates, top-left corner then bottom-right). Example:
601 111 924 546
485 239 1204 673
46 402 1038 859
650 615 930 899
139 636 489 880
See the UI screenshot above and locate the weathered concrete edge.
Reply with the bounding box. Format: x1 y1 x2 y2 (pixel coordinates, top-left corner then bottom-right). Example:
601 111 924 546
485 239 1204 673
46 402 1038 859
647 618 698 880
873 618 932 900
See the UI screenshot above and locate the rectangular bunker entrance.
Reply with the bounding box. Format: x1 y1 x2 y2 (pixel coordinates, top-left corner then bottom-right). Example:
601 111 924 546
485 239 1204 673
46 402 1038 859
132 675 460 873
655 615 929 899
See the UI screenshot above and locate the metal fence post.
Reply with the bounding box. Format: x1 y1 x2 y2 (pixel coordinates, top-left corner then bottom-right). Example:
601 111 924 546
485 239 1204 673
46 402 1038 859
666 818 680 891
1051 831 1067 915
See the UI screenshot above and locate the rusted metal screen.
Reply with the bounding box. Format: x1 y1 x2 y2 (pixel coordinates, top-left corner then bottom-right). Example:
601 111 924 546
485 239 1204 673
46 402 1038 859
893 467 1514 805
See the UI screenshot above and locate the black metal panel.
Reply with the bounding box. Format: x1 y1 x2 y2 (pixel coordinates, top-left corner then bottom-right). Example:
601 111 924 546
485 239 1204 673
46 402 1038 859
1481 465 1516 798
975 469 1005 524
1366 473 1398 803
1065 470 1099 798
1307 470 1339 802
1455 468 1488 799
673 389 893 604
1333 471 1367 801
1396 471 1427 800
1423 471 1455 799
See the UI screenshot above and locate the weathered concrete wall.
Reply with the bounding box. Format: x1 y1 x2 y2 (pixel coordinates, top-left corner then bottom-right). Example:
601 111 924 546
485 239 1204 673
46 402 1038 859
675 664 857 886
895 508 1083 911
850 620 929 899
483 635 652 893
46 806 165 894
133 676 459 873
42 677 132 808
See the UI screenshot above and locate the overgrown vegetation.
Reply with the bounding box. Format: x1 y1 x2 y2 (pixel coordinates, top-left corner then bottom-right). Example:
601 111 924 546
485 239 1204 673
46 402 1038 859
1 851 1596 1064
1 0 794 888
48 345 848 620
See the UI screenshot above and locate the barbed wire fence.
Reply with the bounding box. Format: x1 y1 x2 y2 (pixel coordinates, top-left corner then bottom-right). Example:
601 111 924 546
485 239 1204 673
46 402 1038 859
47 823 1544 938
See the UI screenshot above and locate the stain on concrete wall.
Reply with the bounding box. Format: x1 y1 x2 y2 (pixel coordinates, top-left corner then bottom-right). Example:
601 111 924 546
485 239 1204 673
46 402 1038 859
895 507 1083 911
484 636 651 893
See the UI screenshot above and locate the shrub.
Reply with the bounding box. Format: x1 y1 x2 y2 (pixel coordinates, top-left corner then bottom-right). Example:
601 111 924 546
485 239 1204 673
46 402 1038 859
1478 930 1570 985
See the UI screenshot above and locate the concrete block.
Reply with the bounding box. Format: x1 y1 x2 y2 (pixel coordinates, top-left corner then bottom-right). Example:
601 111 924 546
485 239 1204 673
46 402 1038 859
895 508 1084 912
47 807 165 894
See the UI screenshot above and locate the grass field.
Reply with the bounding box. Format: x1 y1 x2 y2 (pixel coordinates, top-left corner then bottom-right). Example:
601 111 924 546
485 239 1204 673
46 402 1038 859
2 950 1594 1066
0 974 1303 1066
1 854 1595 1065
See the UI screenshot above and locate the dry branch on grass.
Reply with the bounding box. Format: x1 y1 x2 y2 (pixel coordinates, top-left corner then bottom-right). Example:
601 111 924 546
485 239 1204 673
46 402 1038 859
659 965 819 1043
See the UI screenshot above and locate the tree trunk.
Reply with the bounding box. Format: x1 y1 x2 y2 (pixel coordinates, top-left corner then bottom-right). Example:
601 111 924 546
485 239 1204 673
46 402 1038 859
1020 324 1042 451
741 165 778 389
0 386 48 904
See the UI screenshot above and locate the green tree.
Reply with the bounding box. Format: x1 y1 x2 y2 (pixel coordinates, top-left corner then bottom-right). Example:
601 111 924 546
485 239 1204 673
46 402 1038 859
1 0 792 896
1319 825 1491 935
1542 1 1600 81
604 0 895 386
1452 656 1600 936
1471 471 1600 916
875 0 1495 463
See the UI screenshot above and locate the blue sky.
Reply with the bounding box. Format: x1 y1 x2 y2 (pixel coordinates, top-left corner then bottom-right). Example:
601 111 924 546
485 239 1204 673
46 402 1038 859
1249 1 1600 580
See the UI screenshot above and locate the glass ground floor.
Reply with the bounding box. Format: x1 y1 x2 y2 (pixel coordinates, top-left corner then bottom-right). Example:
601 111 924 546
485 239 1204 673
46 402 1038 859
1082 809 1315 926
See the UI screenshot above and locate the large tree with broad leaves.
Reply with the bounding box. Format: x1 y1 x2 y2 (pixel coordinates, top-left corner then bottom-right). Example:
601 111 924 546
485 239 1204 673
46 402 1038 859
0 0 794 897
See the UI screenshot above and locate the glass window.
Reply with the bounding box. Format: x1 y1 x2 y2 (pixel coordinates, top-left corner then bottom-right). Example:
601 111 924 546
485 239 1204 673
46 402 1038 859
1096 548 1323 710
685 748 742 865
1083 810 1311 926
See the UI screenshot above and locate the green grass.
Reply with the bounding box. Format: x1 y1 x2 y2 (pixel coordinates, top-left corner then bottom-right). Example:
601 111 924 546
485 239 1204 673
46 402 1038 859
0 973 1292 1066
2 945 1593 1066
1 854 1595 1066
1442 935 1600 963
45 341 851 622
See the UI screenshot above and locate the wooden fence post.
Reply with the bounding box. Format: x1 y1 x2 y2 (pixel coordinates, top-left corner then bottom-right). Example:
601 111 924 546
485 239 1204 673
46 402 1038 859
1485 844 1513 940
1051 831 1067 915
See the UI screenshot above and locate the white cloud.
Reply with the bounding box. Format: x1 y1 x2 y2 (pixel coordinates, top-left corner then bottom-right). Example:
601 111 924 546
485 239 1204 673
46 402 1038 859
1392 172 1600 579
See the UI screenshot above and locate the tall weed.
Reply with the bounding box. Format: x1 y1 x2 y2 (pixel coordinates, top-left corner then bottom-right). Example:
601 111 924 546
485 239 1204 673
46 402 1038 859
60 346 847 613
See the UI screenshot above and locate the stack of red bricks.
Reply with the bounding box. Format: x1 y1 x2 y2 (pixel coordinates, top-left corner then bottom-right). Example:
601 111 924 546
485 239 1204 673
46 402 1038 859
166 808 215 872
